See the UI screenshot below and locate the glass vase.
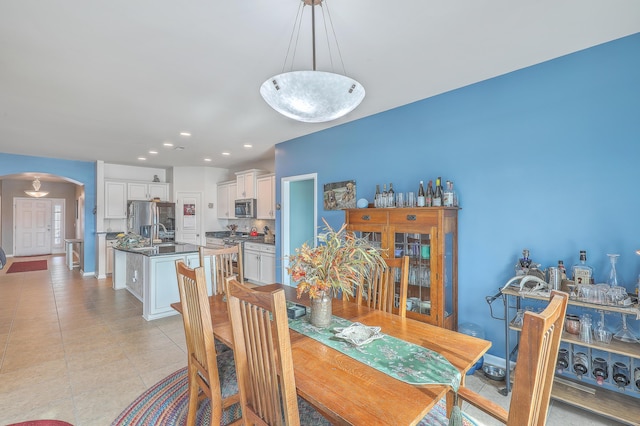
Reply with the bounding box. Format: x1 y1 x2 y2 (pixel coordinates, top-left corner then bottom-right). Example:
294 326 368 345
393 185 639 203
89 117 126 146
310 292 332 328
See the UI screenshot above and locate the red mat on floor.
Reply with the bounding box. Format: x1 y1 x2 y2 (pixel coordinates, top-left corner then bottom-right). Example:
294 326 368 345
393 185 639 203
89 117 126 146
6 260 48 273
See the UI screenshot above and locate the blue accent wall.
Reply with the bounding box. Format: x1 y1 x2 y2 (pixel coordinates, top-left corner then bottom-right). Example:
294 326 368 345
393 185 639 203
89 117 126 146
0 153 96 273
275 33 640 358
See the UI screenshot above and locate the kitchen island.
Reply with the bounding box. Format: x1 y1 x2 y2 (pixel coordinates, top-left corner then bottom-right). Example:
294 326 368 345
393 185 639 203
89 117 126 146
113 243 209 320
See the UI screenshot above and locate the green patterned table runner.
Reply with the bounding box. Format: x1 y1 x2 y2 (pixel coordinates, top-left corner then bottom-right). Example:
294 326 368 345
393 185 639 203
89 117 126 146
288 313 461 391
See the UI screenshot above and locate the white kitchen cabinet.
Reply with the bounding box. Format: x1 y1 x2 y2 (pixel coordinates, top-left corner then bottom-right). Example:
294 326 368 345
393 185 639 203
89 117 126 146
217 181 237 219
104 180 128 218
235 169 264 199
256 174 275 219
106 239 118 274
244 242 276 285
128 182 169 201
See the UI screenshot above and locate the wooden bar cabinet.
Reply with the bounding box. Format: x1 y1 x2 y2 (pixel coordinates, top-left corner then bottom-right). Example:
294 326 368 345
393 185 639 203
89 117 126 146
345 207 459 330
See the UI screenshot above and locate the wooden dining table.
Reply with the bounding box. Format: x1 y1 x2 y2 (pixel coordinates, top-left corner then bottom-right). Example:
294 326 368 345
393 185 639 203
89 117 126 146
171 284 491 426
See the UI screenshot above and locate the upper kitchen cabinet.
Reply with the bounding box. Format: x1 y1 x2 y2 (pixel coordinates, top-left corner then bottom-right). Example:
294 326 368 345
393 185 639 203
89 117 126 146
127 182 169 201
256 174 275 219
235 169 265 199
217 181 237 219
105 180 127 219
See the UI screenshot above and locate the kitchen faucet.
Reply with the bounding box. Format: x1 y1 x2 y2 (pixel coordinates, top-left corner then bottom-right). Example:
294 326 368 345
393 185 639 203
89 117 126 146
149 223 167 245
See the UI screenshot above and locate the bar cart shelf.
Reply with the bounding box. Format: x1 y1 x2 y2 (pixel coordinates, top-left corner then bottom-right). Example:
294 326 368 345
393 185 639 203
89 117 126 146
501 287 640 425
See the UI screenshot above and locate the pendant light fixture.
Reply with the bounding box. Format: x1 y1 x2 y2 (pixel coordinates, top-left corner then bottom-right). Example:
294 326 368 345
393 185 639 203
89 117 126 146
25 176 49 198
260 0 365 123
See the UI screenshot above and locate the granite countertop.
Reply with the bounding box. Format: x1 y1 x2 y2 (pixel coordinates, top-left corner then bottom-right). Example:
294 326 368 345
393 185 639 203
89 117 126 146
113 243 200 257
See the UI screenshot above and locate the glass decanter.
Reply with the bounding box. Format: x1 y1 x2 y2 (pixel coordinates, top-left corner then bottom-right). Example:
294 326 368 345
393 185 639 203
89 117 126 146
613 313 639 343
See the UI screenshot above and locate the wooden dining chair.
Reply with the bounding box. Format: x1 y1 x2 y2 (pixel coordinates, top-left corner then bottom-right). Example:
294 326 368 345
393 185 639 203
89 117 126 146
199 245 244 295
422 290 569 426
356 256 410 317
225 277 331 426
174 260 242 426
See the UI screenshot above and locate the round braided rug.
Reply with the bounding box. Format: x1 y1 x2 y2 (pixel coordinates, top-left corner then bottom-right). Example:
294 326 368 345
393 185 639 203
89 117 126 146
111 360 241 426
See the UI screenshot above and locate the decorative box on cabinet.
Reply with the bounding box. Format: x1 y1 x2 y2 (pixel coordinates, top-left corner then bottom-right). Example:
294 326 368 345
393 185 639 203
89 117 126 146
345 207 459 330
256 174 275 219
502 288 640 425
217 181 237 219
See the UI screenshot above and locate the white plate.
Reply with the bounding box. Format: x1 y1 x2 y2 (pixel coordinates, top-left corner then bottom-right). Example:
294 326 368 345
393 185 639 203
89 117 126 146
334 322 383 346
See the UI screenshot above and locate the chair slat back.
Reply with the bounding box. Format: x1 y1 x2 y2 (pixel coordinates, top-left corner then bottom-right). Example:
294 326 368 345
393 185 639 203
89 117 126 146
508 290 568 426
175 260 224 424
199 245 244 295
226 277 300 426
356 256 410 317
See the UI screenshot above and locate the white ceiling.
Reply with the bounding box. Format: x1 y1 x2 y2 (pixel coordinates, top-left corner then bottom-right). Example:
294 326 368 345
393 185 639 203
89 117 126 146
1 0 639 171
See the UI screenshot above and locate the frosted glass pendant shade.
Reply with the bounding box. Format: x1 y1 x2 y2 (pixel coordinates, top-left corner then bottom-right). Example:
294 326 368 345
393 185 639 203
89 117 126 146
260 70 365 123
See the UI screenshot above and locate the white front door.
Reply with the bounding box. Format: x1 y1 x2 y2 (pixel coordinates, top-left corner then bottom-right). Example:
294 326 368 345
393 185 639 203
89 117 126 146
175 192 202 245
15 198 52 256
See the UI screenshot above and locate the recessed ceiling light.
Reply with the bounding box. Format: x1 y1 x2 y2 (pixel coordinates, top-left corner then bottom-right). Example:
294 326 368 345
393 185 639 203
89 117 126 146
243 144 253 148
149 150 158 154
204 158 212 162
163 142 174 147
138 157 147 161
180 132 191 137
222 152 231 156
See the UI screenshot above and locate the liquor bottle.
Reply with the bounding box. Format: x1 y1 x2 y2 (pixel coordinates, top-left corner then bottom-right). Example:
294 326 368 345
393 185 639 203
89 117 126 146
425 180 434 207
432 177 443 207
558 260 567 280
388 183 395 207
443 180 454 207
572 250 594 285
374 184 381 208
417 181 426 207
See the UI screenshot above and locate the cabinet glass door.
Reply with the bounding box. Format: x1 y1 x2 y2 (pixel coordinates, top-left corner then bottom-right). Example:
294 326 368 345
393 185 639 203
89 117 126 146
395 231 433 321
351 230 383 250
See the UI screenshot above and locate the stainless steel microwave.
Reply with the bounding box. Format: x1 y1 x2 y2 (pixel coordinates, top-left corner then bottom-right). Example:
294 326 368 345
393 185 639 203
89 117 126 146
234 198 256 218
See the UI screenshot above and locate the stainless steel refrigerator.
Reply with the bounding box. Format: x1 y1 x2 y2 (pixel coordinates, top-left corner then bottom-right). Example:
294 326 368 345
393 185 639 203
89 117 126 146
127 201 175 242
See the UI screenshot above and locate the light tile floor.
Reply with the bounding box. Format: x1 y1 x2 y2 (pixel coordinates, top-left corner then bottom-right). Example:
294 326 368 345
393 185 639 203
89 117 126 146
0 255 628 425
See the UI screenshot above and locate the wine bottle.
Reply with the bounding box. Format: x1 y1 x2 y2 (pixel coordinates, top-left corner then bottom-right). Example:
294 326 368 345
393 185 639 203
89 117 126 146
572 351 588 379
556 348 569 374
388 183 395 207
382 184 388 208
417 181 426 207
432 177 443 207
572 250 594 285
425 180 434 207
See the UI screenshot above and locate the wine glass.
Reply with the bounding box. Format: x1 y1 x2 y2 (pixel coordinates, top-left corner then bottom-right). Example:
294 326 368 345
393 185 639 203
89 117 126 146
613 313 639 343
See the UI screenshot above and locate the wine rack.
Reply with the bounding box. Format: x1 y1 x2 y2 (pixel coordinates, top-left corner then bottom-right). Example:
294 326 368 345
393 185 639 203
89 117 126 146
502 287 640 425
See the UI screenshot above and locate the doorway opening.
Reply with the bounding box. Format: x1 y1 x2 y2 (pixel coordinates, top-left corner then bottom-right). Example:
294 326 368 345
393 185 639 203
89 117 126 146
281 174 317 286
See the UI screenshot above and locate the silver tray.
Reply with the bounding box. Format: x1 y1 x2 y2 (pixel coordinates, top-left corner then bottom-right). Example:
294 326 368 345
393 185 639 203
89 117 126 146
334 322 383 346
